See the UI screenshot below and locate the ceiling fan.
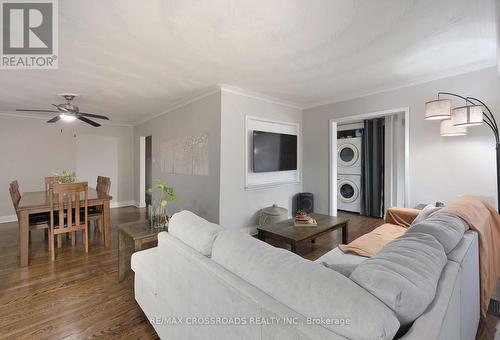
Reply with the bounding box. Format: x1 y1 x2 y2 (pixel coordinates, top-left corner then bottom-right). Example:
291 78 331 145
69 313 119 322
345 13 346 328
16 93 109 127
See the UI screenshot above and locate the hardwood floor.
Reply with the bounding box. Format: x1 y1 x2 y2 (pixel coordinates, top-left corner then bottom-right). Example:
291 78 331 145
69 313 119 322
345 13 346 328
0 206 158 339
0 208 497 339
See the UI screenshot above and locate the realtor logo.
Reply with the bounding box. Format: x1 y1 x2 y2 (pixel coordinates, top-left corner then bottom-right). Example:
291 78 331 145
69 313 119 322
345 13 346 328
1 0 58 69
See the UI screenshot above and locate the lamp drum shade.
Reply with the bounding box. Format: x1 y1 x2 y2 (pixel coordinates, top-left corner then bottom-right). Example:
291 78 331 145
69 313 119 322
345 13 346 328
440 119 467 136
425 99 452 120
452 105 483 126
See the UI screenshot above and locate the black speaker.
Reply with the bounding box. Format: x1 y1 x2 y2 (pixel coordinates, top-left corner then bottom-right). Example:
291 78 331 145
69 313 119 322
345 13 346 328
296 193 314 213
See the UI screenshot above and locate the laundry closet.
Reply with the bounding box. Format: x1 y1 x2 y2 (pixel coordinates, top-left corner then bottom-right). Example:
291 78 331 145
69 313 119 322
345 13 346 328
337 114 405 218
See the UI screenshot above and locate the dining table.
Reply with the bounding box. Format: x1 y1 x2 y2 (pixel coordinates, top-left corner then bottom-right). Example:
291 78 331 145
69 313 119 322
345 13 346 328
16 188 111 267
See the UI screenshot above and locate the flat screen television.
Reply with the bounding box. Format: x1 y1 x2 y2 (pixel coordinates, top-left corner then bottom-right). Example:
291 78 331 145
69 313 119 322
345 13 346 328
253 130 297 172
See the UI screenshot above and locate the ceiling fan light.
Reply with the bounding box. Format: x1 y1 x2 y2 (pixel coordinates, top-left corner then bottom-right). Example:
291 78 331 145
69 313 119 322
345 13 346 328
425 99 451 120
60 113 77 122
452 105 483 127
440 119 467 136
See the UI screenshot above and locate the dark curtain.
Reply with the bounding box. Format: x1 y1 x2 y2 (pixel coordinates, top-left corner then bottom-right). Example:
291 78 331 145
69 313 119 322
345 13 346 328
360 118 385 217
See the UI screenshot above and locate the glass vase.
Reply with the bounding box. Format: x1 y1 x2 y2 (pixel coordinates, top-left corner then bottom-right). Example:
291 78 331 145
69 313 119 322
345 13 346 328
148 204 168 230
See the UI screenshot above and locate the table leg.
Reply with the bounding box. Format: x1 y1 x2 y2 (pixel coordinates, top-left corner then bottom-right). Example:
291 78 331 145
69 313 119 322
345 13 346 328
103 200 111 247
134 240 143 252
342 223 348 244
291 241 297 253
19 210 29 267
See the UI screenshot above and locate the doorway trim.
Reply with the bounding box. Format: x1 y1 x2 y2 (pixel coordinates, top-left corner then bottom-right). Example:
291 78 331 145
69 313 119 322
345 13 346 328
329 107 410 216
139 136 146 208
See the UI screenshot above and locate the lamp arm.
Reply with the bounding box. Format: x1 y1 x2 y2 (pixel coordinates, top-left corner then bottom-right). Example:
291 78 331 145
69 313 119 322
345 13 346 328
466 97 499 143
466 96 499 131
485 117 499 143
483 119 499 143
438 92 474 104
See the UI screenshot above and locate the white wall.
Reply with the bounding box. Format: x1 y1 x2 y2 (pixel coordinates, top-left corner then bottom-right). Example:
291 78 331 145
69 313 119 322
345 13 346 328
0 115 134 218
219 91 303 230
133 92 221 223
303 67 499 213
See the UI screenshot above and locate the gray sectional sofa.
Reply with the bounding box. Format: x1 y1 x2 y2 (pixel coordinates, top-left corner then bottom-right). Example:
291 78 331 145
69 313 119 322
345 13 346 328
132 210 479 340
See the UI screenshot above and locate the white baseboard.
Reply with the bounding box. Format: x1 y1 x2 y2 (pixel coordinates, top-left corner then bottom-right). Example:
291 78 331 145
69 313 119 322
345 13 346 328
0 214 17 223
110 201 136 208
111 200 147 208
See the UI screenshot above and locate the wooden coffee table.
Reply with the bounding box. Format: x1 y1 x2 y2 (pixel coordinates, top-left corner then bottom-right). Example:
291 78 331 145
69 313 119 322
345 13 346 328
257 213 349 254
118 220 166 282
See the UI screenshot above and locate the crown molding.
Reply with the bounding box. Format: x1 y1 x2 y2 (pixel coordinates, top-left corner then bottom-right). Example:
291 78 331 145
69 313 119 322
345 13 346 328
132 84 303 126
303 62 496 110
133 86 221 126
0 111 133 127
218 84 303 109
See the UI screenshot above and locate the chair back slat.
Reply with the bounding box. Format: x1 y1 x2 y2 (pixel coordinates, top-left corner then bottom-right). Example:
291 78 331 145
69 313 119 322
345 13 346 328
75 189 80 226
50 182 89 230
9 180 21 210
45 176 57 192
10 180 19 192
67 193 73 228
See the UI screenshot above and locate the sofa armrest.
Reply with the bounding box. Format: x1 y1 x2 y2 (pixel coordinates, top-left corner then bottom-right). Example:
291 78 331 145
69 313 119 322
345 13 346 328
385 207 420 228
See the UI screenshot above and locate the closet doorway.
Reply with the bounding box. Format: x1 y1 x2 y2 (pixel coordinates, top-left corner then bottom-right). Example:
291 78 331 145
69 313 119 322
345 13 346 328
329 107 410 217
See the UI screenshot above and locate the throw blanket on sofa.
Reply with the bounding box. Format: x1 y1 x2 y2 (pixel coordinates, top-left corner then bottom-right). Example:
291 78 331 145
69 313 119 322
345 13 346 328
441 195 500 318
339 207 418 257
386 207 421 228
338 223 407 257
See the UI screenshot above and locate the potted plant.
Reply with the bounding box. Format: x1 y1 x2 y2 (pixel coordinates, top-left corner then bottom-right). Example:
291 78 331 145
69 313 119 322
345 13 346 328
54 170 77 184
147 180 177 229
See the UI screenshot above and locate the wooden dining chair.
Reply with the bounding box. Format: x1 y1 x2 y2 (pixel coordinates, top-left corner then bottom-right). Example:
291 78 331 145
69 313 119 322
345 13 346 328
49 182 89 261
97 176 111 194
45 176 57 191
88 176 111 234
9 180 50 247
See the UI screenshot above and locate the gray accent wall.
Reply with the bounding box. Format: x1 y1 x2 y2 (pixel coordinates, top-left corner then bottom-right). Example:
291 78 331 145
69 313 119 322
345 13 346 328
303 67 498 213
133 92 221 223
219 91 303 229
0 116 134 217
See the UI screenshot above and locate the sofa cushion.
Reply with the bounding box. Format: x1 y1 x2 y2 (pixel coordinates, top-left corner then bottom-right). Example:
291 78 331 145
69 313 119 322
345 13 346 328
447 231 476 263
405 212 469 253
321 262 358 277
349 232 447 327
212 229 400 340
168 210 223 256
131 247 158 295
410 204 441 226
315 246 367 266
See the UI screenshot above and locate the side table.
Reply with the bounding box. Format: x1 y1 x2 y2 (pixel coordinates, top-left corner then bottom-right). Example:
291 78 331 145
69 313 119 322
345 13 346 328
118 220 166 282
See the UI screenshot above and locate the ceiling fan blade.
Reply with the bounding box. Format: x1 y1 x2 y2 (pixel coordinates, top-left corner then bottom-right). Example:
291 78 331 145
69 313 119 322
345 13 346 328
52 104 68 112
78 116 101 127
47 116 61 123
16 109 58 113
78 112 109 120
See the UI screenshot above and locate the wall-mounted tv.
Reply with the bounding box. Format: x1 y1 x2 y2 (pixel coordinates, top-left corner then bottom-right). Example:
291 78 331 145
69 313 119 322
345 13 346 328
253 130 297 172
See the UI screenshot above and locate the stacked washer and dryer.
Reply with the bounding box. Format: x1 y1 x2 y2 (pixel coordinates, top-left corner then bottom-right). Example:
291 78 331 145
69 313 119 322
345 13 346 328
337 136 362 213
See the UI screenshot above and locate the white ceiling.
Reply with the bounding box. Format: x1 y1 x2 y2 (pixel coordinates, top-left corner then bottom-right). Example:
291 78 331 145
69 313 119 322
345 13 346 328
0 0 497 124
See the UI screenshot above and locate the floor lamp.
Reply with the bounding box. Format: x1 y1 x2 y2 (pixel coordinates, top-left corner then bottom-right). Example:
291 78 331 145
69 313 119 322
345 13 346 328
424 92 499 212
